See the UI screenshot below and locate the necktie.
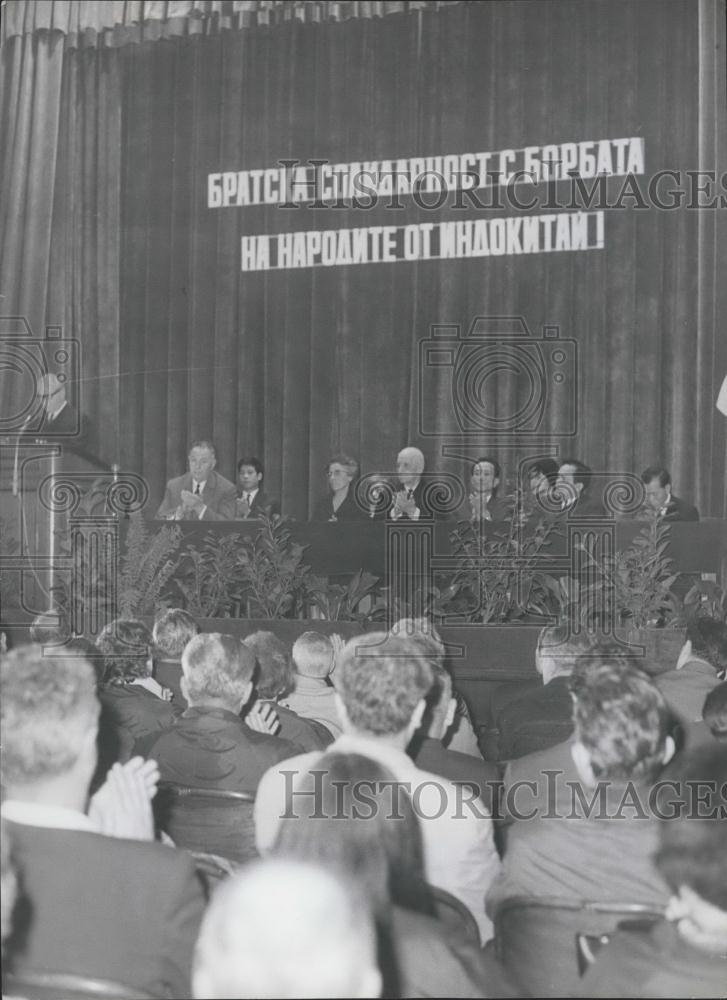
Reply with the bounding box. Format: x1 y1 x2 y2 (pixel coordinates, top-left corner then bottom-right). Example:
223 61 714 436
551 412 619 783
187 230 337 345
194 483 201 495
245 493 252 506
407 489 414 500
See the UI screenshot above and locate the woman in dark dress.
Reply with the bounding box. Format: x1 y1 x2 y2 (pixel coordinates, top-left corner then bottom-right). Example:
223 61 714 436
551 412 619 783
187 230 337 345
311 453 366 522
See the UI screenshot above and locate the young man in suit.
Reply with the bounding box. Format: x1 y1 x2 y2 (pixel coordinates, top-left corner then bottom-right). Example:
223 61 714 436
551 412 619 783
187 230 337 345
0 645 206 998
234 456 280 518
156 439 237 520
640 464 700 521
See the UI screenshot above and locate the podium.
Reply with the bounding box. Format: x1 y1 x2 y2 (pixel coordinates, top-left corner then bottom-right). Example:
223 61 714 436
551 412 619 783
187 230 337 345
0 438 145 635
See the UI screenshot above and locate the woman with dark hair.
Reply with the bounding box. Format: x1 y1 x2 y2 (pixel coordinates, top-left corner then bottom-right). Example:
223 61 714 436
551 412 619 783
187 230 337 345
312 454 366 522
273 751 491 999
96 618 178 765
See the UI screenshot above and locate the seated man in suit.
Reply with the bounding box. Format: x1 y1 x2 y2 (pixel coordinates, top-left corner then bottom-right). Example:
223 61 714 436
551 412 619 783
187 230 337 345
488 655 675 913
0 645 205 998
463 456 510 524
389 446 439 520
193 859 382 999
156 439 236 520
144 632 300 792
581 743 727 998
554 458 606 517
640 464 700 521
234 456 280 519
152 607 200 707
655 616 726 729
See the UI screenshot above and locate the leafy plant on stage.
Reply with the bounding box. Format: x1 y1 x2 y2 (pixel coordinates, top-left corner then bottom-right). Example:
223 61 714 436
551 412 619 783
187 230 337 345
236 513 312 618
439 501 560 623
306 568 380 622
578 515 682 629
117 513 182 618
173 531 244 619
0 518 21 618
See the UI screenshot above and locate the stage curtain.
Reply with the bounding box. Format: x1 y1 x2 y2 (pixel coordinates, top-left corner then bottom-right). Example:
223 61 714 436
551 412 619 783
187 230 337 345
116 0 727 519
0 0 459 48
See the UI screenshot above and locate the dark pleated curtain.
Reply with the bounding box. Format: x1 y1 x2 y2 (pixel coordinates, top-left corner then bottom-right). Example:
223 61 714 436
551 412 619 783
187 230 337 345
2 0 726 519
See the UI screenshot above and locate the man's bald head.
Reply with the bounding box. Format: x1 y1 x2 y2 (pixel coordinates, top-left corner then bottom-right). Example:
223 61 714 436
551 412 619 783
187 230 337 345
397 447 425 487
193 859 381 999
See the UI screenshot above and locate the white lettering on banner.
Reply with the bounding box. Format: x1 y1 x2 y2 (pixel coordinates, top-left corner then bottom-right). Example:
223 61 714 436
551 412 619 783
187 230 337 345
211 137 645 208
240 212 604 271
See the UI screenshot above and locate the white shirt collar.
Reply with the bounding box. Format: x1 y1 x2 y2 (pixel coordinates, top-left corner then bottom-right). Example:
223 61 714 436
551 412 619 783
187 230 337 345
243 487 259 500
1 799 97 833
192 479 207 492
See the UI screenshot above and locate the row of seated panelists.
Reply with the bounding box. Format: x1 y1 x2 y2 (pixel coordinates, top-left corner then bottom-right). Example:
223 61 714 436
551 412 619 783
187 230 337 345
493 894 666 998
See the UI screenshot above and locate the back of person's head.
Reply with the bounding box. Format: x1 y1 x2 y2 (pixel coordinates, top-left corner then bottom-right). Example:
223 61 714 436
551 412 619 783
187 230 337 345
182 633 255 709
1 645 99 791
66 636 105 685
292 631 334 679
244 630 294 700
273 752 431 919
569 654 672 783
535 624 607 683
685 617 727 676
336 633 434 738
392 618 445 665
153 608 199 658
702 681 727 741
193 858 381 999
654 745 727 945
96 618 153 686
29 608 69 645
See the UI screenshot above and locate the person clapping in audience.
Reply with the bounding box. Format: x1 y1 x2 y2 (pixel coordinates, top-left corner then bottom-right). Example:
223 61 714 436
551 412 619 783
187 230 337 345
279 630 343 738
152 607 200 707
0 645 205 998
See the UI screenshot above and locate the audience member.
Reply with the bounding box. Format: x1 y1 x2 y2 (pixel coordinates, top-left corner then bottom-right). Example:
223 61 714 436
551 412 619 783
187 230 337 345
581 744 727 997
278 630 343 737
494 624 596 760
0 645 205 997
193 858 382 999
411 662 500 814
156 440 236 520
28 608 69 645
463 457 509 523
640 465 700 521
312 454 366 521
488 655 675 912
655 617 726 726
234 456 280 519
273 751 498 998
255 631 501 943
152 607 200 706
392 618 483 758
143 632 300 791
554 458 605 517
243 630 334 751
702 680 727 741
96 618 178 764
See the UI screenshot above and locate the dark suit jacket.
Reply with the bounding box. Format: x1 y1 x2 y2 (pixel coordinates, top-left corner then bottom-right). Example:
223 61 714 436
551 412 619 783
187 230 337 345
155 470 237 520
144 706 300 792
662 494 700 522
502 737 578 822
99 684 179 765
412 736 501 814
556 491 607 519
5 821 205 999
259 701 334 751
235 489 280 519
312 488 368 521
496 676 574 760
